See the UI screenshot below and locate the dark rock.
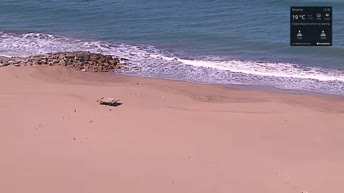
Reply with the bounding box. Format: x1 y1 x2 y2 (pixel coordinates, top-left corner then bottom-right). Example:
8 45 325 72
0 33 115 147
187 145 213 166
0 51 126 72
0 63 9 67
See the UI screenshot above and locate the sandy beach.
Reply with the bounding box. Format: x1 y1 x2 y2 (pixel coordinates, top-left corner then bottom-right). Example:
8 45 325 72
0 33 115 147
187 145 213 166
1 66 344 193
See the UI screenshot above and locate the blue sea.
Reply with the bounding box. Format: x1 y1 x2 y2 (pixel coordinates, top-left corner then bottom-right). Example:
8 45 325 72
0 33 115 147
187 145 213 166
1 0 343 95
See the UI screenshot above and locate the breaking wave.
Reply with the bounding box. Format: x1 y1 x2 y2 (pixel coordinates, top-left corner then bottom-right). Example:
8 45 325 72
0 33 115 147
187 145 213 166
1 31 343 95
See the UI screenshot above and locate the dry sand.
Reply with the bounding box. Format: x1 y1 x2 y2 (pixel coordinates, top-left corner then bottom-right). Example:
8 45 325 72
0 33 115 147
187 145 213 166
1 66 344 193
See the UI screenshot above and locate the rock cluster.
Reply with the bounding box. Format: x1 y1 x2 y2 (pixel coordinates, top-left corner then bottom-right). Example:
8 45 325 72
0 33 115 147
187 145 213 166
0 51 128 72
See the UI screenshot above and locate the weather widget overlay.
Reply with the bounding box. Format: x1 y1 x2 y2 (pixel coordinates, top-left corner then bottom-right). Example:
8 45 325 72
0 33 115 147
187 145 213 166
290 7 332 46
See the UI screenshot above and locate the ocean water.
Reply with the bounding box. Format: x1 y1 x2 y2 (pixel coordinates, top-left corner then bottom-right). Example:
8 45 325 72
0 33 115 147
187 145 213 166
0 0 343 95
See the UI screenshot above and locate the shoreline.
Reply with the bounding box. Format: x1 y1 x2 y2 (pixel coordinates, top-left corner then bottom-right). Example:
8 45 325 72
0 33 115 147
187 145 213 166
119 72 344 99
1 48 344 97
225 83 344 98
1 58 343 98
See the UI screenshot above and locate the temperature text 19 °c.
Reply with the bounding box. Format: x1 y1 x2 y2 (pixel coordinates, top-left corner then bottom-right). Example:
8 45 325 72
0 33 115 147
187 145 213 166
292 15 306 20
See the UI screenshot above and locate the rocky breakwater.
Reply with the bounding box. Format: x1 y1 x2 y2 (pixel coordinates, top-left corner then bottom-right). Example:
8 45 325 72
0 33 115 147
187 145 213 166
0 51 128 72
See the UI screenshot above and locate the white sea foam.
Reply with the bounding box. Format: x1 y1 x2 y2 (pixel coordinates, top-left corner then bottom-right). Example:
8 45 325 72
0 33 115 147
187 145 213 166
162 57 344 82
1 31 343 95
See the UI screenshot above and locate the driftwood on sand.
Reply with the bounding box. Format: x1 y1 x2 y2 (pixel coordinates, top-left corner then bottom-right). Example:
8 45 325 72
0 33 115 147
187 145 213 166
97 97 121 106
